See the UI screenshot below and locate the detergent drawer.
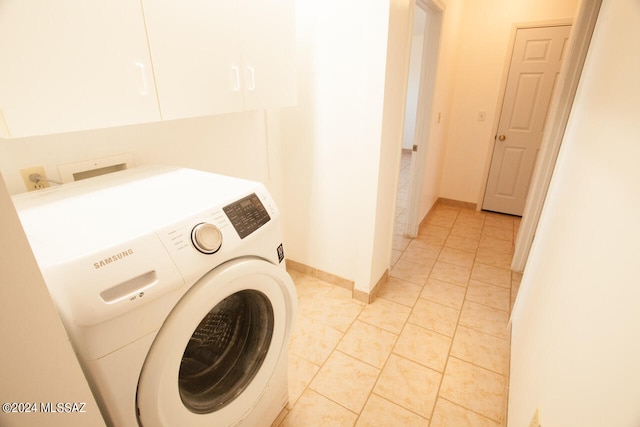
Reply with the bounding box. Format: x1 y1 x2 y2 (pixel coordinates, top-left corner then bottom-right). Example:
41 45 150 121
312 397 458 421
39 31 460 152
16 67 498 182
41 232 184 328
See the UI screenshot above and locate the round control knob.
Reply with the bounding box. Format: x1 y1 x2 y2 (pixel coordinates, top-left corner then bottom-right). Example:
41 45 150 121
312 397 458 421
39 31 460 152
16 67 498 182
191 223 223 254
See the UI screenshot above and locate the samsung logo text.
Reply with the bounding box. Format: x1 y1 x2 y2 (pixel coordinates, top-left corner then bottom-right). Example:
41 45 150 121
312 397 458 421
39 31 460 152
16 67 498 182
93 249 134 269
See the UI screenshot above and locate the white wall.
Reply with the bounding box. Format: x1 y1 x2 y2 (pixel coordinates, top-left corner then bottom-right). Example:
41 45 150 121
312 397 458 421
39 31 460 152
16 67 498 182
278 0 392 293
0 174 105 427
438 0 579 205
0 111 272 197
508 1 640 426
277 0 466 294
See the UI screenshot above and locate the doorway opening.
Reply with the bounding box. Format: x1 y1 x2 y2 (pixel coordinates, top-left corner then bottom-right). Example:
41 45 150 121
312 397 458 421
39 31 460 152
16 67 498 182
396 0 443 239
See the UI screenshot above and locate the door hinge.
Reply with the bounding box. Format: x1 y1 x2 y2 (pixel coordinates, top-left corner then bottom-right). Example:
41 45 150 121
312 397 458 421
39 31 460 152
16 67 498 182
412 144 418 152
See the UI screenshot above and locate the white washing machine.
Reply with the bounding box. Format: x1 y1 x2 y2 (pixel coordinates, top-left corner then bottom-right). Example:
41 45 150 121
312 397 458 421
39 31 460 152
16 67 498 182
12 166 297 427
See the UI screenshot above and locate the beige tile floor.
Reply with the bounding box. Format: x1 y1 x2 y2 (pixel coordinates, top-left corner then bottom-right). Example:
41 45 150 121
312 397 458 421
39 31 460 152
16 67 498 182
275 151 522 426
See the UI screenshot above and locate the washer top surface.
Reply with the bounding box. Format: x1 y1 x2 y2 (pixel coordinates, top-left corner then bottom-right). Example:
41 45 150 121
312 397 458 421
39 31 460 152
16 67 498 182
12 166 268 268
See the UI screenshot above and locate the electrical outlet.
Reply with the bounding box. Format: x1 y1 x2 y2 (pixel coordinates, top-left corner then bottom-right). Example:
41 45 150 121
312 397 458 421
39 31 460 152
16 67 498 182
529 408 541 427
20 166 49 191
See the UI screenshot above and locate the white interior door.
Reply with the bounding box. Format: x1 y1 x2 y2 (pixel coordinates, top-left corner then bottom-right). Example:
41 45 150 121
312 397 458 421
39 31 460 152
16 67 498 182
404 0 443 237
483 25 571 216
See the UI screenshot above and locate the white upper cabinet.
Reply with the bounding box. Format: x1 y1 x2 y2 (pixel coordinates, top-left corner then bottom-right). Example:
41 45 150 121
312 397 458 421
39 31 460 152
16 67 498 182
0 0 296 138
141 0 296 121
0 0 161 138
141 0 244 119
238 0 296 111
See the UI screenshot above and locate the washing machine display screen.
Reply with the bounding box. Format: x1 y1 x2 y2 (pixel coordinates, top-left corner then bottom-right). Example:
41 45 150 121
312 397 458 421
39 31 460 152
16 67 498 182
178 290 274 414
223 193 270 239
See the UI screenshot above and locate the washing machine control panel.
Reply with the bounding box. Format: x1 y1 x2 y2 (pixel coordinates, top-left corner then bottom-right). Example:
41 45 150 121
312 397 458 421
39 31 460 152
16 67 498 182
191 223 223 254
223 193 271 239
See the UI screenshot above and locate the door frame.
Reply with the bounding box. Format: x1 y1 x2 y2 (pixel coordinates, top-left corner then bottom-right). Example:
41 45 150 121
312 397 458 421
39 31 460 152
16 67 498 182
405 0 444 237
511 0 603 271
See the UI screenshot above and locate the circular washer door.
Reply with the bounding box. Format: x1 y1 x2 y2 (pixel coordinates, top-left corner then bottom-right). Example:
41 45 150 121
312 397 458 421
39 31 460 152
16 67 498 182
136 257 297 427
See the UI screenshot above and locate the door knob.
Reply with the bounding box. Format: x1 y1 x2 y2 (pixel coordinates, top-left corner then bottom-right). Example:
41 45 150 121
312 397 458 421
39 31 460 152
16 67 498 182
498 135 506 141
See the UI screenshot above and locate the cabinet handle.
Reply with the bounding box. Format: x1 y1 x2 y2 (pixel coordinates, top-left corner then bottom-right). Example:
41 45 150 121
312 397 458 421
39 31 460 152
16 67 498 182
247 66 255 91
231 66 241 91
136 62 148 96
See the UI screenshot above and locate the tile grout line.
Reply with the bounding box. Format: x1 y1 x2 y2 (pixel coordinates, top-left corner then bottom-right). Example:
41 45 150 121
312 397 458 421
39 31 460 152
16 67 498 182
362 239 436 423
427 207 512 425
421 209 513 425
378 202 454 424
426 208 469 427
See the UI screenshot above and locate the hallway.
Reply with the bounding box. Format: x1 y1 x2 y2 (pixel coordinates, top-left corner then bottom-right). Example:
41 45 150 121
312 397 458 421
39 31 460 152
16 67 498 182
276 150 521 426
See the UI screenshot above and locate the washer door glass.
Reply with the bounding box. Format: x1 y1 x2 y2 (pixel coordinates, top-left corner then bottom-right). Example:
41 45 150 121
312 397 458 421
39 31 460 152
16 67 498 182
179 290 274 414
135 258 297 427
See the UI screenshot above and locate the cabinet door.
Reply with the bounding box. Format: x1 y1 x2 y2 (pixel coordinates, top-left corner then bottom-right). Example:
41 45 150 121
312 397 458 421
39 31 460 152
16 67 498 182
141 0 245 121
141 0 296 120
239 0 297 110
0 0 160 138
